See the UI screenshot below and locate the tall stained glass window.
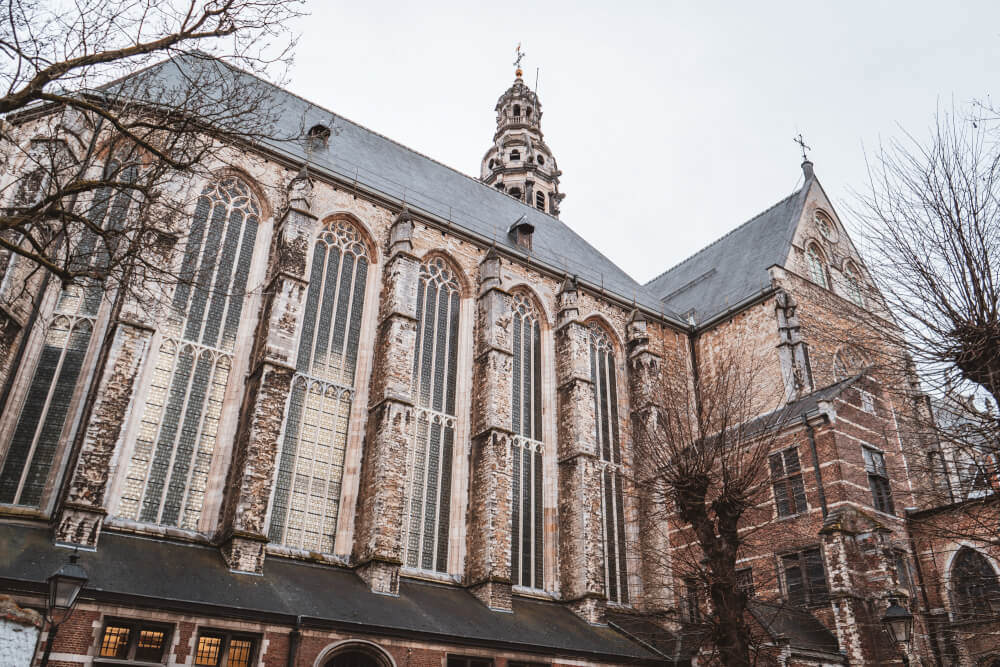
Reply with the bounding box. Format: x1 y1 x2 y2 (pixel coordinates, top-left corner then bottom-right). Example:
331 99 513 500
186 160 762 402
403 257 461 572
0 166 136 507
510 291 543 589
267 218 369 553
589 322 629 604
118 177 259 529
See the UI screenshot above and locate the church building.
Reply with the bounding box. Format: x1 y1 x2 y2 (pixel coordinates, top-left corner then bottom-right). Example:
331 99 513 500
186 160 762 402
0 53 996 667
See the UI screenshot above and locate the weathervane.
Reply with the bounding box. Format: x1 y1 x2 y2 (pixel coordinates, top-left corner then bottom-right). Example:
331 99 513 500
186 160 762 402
793 133 812 161
514 42 526 77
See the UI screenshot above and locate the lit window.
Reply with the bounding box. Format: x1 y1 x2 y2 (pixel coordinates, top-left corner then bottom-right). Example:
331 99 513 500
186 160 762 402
98 620 171 663
770 447 807 517
806 244 828 288
118 177 261 529
863 446 894 514
447 657 492 667
511 292 544 589
402 258 462 573
589 322 629 604
781 547 828 606
268 219 370 554
194 631 257 667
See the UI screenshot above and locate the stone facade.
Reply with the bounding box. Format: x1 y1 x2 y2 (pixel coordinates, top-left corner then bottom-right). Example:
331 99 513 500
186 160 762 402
0 60 995 667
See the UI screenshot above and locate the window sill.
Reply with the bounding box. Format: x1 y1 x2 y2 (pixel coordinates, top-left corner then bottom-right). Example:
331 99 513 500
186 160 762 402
95 659 167 667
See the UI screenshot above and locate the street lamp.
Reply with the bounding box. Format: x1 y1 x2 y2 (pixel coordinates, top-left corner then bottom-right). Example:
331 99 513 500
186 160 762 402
881 597 914 666
40 550 88 667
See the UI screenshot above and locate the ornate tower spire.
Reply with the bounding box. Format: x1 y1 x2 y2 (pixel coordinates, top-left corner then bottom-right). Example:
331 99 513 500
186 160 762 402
480 47 564 217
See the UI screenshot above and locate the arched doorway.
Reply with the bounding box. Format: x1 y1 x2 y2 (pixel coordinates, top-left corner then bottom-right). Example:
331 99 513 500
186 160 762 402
316 641 395 667
325 650 382 667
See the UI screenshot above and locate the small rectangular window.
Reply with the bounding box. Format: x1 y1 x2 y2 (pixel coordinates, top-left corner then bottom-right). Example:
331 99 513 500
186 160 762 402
683 577 701 622
860 390 875 414
194 631 257 667
781 547 828 606
894 550 915 599
736 568 755 598
863 446 895 514
97 619 171 664
447 657 493 667
770 447 807 517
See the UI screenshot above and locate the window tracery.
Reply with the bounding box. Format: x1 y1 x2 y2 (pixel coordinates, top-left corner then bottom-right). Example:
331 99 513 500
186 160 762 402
844 262 865 307
806 243 828 288
118 176 260 529
510 291 543 589
951 547 1000 620
402 257 461 572
0 164 137 507
268 218 370 553
589 321 628 604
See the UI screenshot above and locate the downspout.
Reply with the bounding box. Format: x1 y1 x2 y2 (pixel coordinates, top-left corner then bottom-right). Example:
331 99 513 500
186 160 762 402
802 414 828 518
286 616 302 667
905 514 945 667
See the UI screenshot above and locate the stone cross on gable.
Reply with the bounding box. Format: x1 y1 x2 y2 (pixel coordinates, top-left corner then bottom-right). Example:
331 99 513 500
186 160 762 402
794 133 812 161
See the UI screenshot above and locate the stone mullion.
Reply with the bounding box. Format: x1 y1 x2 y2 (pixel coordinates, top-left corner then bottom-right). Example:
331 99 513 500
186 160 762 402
54 320 155 548
466 248 515 610
218 173 317 574
554 278 606 624
352 210 419 595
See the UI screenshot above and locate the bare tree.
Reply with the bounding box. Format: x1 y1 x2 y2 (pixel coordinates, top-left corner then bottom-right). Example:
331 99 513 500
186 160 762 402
822 107 1000 541
0 0 305 295
633 340 790 667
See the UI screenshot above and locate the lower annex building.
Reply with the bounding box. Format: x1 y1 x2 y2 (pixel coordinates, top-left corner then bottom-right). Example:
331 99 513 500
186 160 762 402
0 54 997 667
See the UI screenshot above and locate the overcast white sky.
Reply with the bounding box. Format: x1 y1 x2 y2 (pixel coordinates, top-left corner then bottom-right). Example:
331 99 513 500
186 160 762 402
283 1 996 284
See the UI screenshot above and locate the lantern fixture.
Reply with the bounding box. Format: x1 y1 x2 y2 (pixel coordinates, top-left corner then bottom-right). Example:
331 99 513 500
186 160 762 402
881 598 914 645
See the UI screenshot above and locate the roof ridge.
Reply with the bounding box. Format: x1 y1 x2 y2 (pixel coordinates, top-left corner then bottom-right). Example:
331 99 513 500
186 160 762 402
189 53 569 225
644 186 804 289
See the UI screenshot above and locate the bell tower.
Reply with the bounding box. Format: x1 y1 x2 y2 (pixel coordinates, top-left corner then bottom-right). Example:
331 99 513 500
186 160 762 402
481 47 564 216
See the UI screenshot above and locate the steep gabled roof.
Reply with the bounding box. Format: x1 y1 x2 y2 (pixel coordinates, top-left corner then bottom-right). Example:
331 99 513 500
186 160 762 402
748 601 841 656
644 182 812 324
108 54 676 319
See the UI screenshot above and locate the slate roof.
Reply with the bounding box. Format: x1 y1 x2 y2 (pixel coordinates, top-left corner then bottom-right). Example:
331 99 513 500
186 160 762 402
743 375 861 437
644 184 811 324
95 54 678 319
748 601 842 657
0 522 663 663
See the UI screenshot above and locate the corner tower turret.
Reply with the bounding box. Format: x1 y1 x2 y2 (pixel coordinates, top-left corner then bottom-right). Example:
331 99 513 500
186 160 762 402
481 54 564 216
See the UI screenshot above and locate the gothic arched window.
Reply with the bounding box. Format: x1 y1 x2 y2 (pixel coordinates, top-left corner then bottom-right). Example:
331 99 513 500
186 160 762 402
403 257 461 572
268 218 370 553
118 176 260 530
589 322 629 604
951 548 1000 620
511 291 543 589
844 262 865 307
806 243 828 288
0 163 137 508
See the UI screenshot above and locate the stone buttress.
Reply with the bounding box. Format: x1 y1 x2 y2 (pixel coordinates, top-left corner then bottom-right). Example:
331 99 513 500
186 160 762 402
554 278 606 623
352 209 420 594
216 170 319 573
465 247 515 610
